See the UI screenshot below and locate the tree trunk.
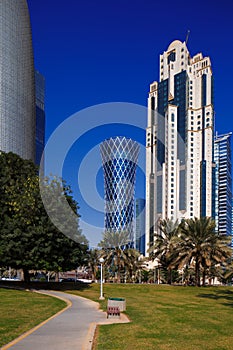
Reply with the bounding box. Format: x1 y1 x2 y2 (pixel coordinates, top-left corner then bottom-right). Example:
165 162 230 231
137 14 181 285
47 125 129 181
195 259 200 287
117 250 121 283
55 272 59 282
168 268 172 285
202 268 206 286
23 268 30 283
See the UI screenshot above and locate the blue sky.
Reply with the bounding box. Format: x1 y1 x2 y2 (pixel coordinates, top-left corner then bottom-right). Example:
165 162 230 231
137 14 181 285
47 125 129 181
27 0 233 246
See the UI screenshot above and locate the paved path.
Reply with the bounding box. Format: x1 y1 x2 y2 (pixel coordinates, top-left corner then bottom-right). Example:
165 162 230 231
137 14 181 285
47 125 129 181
2 290 130 350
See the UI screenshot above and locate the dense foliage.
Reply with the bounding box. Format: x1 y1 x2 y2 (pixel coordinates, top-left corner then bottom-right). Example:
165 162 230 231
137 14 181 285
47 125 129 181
149 217 232 286
0 152 88 281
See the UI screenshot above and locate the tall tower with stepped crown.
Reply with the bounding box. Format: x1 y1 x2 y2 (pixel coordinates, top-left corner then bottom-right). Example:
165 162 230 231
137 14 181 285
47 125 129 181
145 39 215 255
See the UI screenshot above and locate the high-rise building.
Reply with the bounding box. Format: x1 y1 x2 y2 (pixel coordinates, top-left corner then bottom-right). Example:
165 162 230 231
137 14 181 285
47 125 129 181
146 39 215 252
100 136 139 243
135 198 146 255
0 0 35 160
35 70 45 168
231 197 233 248
214 133 232 236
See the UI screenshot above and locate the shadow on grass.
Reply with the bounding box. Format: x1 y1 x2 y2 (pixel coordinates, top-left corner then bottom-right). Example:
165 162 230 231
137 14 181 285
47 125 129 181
0 280 91 292
197 289 233 308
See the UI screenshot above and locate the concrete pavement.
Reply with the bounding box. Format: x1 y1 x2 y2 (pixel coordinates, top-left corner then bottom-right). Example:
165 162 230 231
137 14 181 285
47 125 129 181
2 290 130 350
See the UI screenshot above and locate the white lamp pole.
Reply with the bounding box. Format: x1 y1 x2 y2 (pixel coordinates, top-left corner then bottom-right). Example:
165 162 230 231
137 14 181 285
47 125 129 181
99 257 105 300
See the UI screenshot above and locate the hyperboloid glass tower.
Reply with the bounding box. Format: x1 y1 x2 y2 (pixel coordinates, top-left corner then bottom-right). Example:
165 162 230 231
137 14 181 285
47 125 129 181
100 136 139 245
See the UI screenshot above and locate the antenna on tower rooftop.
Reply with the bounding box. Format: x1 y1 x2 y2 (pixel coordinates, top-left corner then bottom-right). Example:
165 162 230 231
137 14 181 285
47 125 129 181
185 30 190 45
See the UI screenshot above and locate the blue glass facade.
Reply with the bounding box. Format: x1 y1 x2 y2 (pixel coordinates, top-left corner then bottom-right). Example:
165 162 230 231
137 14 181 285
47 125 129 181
100 137 139 242
135 198 145 255
0 0 35 161
214 133 232 236
35 71 45 169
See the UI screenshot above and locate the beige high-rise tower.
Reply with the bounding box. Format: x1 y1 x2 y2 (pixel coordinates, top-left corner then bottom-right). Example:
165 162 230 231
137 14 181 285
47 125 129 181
145 40 215 254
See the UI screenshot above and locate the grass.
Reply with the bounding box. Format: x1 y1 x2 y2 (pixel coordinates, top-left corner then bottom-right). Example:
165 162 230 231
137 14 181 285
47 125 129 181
68 283 233 350
0 288 66 347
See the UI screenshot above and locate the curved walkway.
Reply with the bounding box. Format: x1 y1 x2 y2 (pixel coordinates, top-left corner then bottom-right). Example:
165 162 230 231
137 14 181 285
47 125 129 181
2 290 130 350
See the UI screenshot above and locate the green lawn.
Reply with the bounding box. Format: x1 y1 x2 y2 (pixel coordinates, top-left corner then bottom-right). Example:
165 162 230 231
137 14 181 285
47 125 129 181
0 288 66 347
69 283 233 350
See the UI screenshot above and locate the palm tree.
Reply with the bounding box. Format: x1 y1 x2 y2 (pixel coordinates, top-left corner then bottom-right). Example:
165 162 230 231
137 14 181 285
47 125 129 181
148 219 179 284
98 230 130 283
174 217 232 286
87 249 100 281
124 248 143 282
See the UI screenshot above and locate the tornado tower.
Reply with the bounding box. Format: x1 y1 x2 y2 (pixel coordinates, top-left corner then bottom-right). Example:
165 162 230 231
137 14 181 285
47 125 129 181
100 136 139 244
0 0 35 160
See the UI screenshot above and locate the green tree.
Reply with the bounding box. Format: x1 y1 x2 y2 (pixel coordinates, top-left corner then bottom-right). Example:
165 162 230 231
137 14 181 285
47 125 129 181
99 230 131 283
124 248 143 282
87 249 101 281
0 152 88 282
148 219 179 284
174 217 232 286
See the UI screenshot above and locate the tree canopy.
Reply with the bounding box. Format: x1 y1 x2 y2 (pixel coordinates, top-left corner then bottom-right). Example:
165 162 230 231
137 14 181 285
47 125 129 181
148 217 232 286
0 151 88 281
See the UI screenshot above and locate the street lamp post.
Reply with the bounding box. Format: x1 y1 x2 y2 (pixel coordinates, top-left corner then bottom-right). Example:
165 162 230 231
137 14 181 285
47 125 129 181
99 257 105 300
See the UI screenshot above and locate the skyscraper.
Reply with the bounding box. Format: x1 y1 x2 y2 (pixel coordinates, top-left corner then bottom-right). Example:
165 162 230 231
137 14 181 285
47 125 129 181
214 133 232 236
135 198 146 255
0 0 35 160
146 39 215 252
35 70 45 168
100 136 139 243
